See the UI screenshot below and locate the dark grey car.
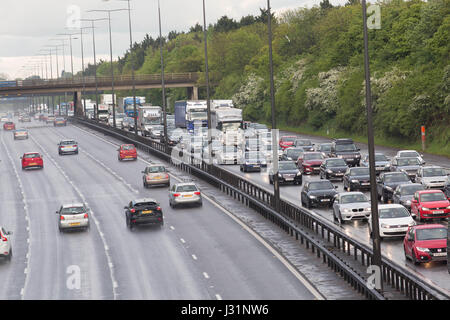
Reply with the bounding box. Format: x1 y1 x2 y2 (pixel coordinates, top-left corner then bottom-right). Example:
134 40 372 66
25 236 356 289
392 183 425 215
319 158 349 181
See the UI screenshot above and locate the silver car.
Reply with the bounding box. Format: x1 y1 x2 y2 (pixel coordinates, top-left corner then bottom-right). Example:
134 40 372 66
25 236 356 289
56 203 90 232
332 192 371 224
169 183 203 208
415 166 449 190
0 226 13 262
58 139 78 155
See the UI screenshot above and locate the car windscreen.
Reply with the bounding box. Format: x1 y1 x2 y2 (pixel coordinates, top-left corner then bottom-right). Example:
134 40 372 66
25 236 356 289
374 154 388 161
335 144 357 152
245 152 264 160
419 192 447 202
399 152 419 158
61 206 85 215
397 158 420 166
134 202 158 209
319 144 331 151
281 137 296 142
61 141 76 145
400 185 424 196
278 162 297 171
176 185 198 192
303 153 324 160
286 149 302 158
122 145 135 150
341 194 368 204
423 168 446 177
24 153 40 158
379 207 410 219
384 174 409 183
147 166 166 173
349 168 369 176
309 181 334 191
296 140 312 146
326 159 347 167
416 228 447 241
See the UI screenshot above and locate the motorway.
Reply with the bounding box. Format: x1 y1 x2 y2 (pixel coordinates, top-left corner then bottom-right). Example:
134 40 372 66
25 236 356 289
0 120 320 300
218 134 450 294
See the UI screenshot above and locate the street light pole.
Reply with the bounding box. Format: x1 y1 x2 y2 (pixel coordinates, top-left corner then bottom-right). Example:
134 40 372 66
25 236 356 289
362 0 383 293
267 0 280 211
158 0 168 152
202 0 213 166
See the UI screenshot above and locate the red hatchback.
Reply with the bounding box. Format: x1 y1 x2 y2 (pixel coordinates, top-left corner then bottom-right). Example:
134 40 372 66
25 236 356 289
279 136 296 150
21 152 44 170
118 144 137 161
3 121 15 131
403 224 447 264
411 190 450 222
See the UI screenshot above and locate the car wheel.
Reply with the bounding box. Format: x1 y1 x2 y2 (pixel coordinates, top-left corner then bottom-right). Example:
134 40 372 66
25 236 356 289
306 199 311 209
7 249 12 262
412 249 420 265
319 172 323 179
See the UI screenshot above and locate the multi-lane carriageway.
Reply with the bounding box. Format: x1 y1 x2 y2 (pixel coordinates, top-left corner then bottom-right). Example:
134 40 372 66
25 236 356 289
0 120 326 300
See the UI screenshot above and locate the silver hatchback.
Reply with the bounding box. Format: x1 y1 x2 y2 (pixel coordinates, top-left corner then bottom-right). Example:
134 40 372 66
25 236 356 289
57 203 90 232
169 183 203 208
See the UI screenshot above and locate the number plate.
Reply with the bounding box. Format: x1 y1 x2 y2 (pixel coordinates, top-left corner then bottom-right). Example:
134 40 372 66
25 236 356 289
285 177 294 181
361 183 370 186
321 199 330 202
142 210 152 214
70 222 81 226
433 252 447 257
433 210 444 214
29 163 37 166
183 195 193 198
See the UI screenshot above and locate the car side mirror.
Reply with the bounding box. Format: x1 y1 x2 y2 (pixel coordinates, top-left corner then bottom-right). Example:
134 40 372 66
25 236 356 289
56 211 59 214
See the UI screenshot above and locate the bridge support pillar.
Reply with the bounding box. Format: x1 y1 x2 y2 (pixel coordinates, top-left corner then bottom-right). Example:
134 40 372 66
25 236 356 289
74 91 83 116
187 86 199 100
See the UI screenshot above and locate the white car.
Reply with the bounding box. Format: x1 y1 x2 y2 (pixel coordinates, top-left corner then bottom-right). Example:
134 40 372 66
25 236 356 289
395 150 425 165
0 226 13 261
169 182 202 208
215 146 241 165
332 192 371 224
56 203 90 232
415 166 449 189
108 113 125 127
368 204 415 239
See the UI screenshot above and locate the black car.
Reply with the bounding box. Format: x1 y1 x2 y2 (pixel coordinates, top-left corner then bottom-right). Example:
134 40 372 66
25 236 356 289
389 157 422 182
124 198 164 230
161 129 183 146
269 161 302 185
280 147 305 164
319 158 349 181
294 139 314 152
376 172 412 203
343 167 371 191
301 180 338 209
392 183 425 212
329 138 361 167
316 143 332 158
444 182 450 199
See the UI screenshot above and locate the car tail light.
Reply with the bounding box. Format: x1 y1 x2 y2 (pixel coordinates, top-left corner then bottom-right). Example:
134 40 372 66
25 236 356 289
194 192 201 195
165 174 169 179
130 208 136 213
173 193 180 197
1 234 7 242
60 216 65 220
156 206 161 211
84 213 88 219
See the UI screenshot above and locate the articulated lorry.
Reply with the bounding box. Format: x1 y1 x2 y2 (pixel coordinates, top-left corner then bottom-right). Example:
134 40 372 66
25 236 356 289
174 100 208 132
123 96 146 118
210 100 243 145
138 105 162 137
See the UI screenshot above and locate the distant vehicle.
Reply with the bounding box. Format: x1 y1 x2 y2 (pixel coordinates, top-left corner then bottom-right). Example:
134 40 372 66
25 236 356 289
343 167 371 191
410 190 450 222
122 96 145 118
389 157 422 181
3 121 15 131
280 147 304 164
294 139 314 152
54 117 67 127
215 145 240 165
97 104 109 122
174 100 207 131
332 192 371 224
124 198 164 229
162 129 183 146
13 128 29 140
319 158 349 181
279 136 296 150
360 153 391 174
138 105 162 136
377 172 412 203
149 125 164 140
210 101 243 146
56 203 90 232
58 139 78 155
108 113 125 127
415 166 449 190
329 138 361 167
0 227 13 262
297 152 325 175
169 183 202 208
21 115 31 122
121 116 135 131
301 180 338 209
245 138 262 152
404 224 447 265
142 164 170 188
240 151 265 172
268 161 302 185
21 152 44 170
261 143 283 162
368 204 415 239
118 144 137 161
392 183 425 215
46 115 55 124
315 143 332 158
395 150 425 165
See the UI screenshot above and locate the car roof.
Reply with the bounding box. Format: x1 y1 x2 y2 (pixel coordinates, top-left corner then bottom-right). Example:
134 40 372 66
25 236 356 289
417 190 444 194
378 204 404 209
24 152 40 155
174 182 197 187
133 198 158 203
413 224 446 230
339 191 365 196
62 203 85 208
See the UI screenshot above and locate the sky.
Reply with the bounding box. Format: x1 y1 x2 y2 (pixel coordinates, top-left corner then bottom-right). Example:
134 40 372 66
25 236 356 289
0 0 346 80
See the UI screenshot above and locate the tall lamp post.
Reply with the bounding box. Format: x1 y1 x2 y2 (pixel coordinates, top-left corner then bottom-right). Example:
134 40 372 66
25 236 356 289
158 0 168 151
88 9 128 128
202 0 213 165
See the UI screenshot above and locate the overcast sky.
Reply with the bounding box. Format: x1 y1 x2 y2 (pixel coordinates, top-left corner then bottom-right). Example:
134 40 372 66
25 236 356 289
0 0 346 79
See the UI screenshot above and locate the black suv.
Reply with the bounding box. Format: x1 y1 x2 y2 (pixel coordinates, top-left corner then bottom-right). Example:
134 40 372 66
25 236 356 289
343 167 371 191
319 158 349 181
124 198 164 230
376 172 412 203
301 180 338 209
329 138 361 167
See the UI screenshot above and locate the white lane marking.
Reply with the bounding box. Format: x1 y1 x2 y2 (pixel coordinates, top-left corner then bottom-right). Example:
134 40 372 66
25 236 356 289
215 294 222 300
28 134 119 300
71 123 325 299
203 272 210 279
180 238 186 244
192 254 197 260
1 133 32 300
170 226 175 230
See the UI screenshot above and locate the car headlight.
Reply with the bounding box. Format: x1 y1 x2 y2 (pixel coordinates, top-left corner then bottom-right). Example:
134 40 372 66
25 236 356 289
278 173 282 178
422 207 430 211
296 171 302 176
343 208 352 213
446 205 450 209
287 157 292 160
356 154 361 158
380 223 391 229
416 247 430 253
405 200 411 205
245 162 250 165
385 186 393 191
327 169 333 174
351 179 359 183
408 221 416 226
364 207 371 212
337 155 343 159
309 195 316 199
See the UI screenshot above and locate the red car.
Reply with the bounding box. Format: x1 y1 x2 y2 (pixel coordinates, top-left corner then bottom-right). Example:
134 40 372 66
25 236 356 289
298 152 325 174
118 144 137 161
411 190 450 222
279 136 296 150
403 224 447 265
21 152 44 170
3 122 15 131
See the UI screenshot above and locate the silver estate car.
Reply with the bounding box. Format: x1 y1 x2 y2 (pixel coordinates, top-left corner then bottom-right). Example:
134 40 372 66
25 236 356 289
56 203 90 232
169 182 203 208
